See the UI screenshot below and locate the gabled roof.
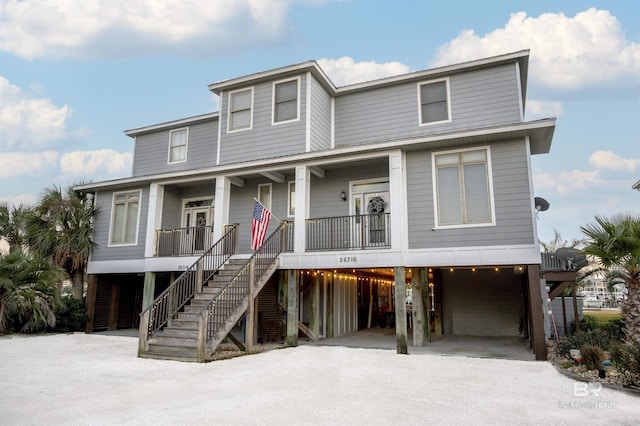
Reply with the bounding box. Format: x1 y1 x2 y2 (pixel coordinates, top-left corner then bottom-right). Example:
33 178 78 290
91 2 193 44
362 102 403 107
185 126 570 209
208 50 530 104
125 112 219 137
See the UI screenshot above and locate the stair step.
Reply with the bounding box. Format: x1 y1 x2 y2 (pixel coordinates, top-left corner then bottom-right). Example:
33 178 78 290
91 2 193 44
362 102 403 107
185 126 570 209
139 351 198 363
153 335 199 347
170 318 199 328
147 343 197 357
161 327 199 338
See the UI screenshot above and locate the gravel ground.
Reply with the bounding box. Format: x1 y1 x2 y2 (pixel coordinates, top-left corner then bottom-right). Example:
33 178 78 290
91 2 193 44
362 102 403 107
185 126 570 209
1 333 638 425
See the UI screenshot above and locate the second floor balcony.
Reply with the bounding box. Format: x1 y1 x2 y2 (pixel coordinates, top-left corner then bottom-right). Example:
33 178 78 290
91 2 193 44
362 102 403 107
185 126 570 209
154 213 391 257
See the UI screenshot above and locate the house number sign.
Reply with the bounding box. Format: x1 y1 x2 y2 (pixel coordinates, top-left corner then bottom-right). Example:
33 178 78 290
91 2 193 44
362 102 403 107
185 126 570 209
177 264 189 270
338 255 357 264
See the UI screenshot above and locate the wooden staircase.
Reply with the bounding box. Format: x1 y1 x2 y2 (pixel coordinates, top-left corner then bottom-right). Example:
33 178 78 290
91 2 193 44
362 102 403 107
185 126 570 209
139 257 247 362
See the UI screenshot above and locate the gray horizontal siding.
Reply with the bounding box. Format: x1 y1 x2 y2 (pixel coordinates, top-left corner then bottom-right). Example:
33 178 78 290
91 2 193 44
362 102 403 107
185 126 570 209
219 77 307 165
309 74 332 151
335 64 521 148
91 187 148 261
406 139 534 249
132 119 218 176
161 186 181 230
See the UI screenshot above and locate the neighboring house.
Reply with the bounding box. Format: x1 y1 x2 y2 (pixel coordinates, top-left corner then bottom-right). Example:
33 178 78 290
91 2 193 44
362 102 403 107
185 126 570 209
76 50 555 361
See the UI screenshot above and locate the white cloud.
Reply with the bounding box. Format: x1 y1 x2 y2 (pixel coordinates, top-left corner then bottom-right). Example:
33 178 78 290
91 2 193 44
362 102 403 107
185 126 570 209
534 170 602 195
0 151 59 178
59 149 132 178
317 57 412 86
0 76 74 150
0 193 37 208
432 8 640 90
0 0 298 59
525 100 563 120
589 150 640 172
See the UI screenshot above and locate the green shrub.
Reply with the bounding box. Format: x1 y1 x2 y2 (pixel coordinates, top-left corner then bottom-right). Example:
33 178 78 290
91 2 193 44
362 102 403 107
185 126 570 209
54 296 87 333
580 344 605 370
601 317 625 341
557 329 615 356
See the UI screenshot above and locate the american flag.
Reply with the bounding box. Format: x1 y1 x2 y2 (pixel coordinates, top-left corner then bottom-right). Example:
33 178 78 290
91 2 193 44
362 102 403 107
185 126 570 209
251 201 271 250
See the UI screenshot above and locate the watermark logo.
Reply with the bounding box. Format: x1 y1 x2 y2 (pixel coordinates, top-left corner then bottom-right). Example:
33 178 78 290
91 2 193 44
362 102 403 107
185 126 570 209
574 382 602 397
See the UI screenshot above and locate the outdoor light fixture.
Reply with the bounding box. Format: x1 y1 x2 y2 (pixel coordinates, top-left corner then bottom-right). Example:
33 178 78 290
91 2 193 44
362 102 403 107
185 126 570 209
340 190 347 201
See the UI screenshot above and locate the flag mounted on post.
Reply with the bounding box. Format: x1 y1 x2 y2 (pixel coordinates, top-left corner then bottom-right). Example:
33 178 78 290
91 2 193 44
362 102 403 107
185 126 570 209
251 200 271 250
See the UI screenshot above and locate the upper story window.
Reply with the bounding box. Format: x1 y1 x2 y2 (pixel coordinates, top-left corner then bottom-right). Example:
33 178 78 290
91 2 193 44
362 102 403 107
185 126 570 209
168 128 188 163
109 190 141 245
273 78 299 124
419 79 451 125
433 147 494 227
228 88 253 132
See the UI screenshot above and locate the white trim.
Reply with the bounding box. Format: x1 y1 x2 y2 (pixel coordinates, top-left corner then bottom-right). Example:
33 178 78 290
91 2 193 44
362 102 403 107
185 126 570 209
180 196 215 228
213 177 231 242
330 97 335 149
417 77 452 126
167 127 188 164
306 72 312 152
271 76 301 126
525 136 541 252
107 189 142 247
216 91 223 165
431 145 496 230
87 259 146 274
227 87 254 133
131 136 137 175
388 150 408 250
144 184 164 258
125 112 218 136
515 62 524 121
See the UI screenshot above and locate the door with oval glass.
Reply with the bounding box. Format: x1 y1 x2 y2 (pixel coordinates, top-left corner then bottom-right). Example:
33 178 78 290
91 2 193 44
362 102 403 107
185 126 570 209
182 198 213 254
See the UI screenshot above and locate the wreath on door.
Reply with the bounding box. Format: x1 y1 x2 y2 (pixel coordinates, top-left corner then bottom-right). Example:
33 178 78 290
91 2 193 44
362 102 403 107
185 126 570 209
367 196 386 214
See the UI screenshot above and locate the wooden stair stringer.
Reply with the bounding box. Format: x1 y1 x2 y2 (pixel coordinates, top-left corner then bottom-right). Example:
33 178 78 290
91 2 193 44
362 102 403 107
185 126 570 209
204 259 280 360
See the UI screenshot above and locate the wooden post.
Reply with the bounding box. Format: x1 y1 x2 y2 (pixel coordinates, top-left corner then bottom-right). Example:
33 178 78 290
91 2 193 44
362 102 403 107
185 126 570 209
286 269 299 346
84 274 98 333
108 279 120 331
411 270 426 347
246 259 256 351
142 272 156 310
326 273 334 338
561 294 568 335
527 264 547 360
196 258 204 294
310 273 320 341
394 267 408 355
138 310 149 356
367 280 373 328
196 311 207 362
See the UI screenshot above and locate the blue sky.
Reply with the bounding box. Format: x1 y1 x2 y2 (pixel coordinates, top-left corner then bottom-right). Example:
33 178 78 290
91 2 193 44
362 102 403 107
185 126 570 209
0 0 638 245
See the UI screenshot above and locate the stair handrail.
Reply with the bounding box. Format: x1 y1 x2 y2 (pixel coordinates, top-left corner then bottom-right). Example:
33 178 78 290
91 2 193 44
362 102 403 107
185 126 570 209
196 221 290 355
140 224 239 340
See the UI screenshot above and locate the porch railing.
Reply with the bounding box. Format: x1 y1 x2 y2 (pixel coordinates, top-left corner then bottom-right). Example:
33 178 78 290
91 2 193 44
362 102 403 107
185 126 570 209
140 224 238 341
199 221 290 353
305 213 391 251
155 225 215 257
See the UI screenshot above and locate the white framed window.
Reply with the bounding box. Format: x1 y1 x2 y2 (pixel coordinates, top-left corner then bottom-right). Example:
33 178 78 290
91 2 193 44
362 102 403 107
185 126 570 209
287 181 295 217
109 190 141 245
228 88 253 132
258 183 272 211
432 147 494 228
418 78 451 125
272 78 300 124
168 128 188 163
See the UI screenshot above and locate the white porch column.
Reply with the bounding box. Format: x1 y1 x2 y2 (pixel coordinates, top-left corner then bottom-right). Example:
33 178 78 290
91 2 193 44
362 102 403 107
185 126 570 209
213 176 231 242
294 165 310 253
388 150 408 250
144 183 164 258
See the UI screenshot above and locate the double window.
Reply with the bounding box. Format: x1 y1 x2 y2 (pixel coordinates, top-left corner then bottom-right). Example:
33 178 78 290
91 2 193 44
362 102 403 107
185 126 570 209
273 78 299 124
168 128 187 163
228 88 253 131
419 79 450 125
433 148 494 227
109 190 141 245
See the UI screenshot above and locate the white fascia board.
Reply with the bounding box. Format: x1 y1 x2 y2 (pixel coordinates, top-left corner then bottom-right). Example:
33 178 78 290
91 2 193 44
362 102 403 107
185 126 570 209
125 113 219 137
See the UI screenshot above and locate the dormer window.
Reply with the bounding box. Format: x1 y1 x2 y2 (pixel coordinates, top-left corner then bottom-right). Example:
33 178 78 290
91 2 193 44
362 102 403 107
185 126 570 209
168 128 188 163
273 78 299 124
418 79 451 125
228 88 253 132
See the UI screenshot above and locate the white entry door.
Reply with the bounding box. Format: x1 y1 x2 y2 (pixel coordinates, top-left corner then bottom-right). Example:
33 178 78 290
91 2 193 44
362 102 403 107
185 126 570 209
182 206 212 252
351 187 389 248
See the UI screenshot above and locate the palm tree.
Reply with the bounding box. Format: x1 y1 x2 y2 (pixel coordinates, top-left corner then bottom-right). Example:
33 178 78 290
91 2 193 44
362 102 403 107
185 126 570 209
26 185 96 300
581 213 640 344
0 203 31 252
0 250 64 333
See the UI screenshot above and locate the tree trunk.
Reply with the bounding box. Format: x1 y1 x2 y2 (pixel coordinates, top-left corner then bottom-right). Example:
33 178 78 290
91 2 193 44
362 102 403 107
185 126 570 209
623 277 640 344
71 269 85 300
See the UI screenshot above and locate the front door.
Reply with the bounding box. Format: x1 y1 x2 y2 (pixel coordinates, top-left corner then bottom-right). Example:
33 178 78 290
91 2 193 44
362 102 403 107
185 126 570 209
182 204 212 253
350 181 389 248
